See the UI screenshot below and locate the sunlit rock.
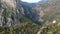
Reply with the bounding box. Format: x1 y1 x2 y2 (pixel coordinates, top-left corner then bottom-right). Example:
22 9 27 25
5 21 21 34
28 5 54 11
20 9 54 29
1 0 16 8
52 20 56 23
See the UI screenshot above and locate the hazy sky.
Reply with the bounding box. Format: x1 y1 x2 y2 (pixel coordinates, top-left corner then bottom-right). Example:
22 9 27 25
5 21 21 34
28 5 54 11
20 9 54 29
21 0 42 3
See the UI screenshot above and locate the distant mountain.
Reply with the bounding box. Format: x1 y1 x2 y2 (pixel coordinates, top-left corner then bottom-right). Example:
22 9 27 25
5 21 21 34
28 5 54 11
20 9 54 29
21 2 37 7
32 0 60 23
38 0 47 4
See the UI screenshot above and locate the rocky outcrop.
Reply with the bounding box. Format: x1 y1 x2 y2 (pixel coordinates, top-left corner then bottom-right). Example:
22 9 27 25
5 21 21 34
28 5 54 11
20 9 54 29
0 0 25 27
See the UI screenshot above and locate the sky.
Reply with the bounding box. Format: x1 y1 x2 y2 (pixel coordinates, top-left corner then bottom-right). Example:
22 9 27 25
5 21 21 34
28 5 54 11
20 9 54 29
21 0 42 3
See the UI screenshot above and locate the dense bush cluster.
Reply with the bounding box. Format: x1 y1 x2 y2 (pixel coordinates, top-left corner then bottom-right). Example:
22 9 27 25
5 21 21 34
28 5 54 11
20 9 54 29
40 23 60 34
0 22 40 34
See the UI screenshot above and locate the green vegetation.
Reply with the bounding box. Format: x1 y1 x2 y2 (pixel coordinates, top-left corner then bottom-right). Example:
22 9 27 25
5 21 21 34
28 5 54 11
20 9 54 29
40 23 60 34
0 22 40 34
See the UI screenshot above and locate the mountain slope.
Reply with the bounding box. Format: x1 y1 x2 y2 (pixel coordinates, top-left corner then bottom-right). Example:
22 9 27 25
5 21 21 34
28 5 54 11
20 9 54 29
32 0 60 23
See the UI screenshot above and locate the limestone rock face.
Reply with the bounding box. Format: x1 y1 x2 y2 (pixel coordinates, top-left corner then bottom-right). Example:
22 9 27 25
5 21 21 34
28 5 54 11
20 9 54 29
0 0 25 27
1 0 16 8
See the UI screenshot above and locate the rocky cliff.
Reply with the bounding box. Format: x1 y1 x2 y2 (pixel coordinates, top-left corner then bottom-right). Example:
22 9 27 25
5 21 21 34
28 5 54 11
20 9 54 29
0 0 25 27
